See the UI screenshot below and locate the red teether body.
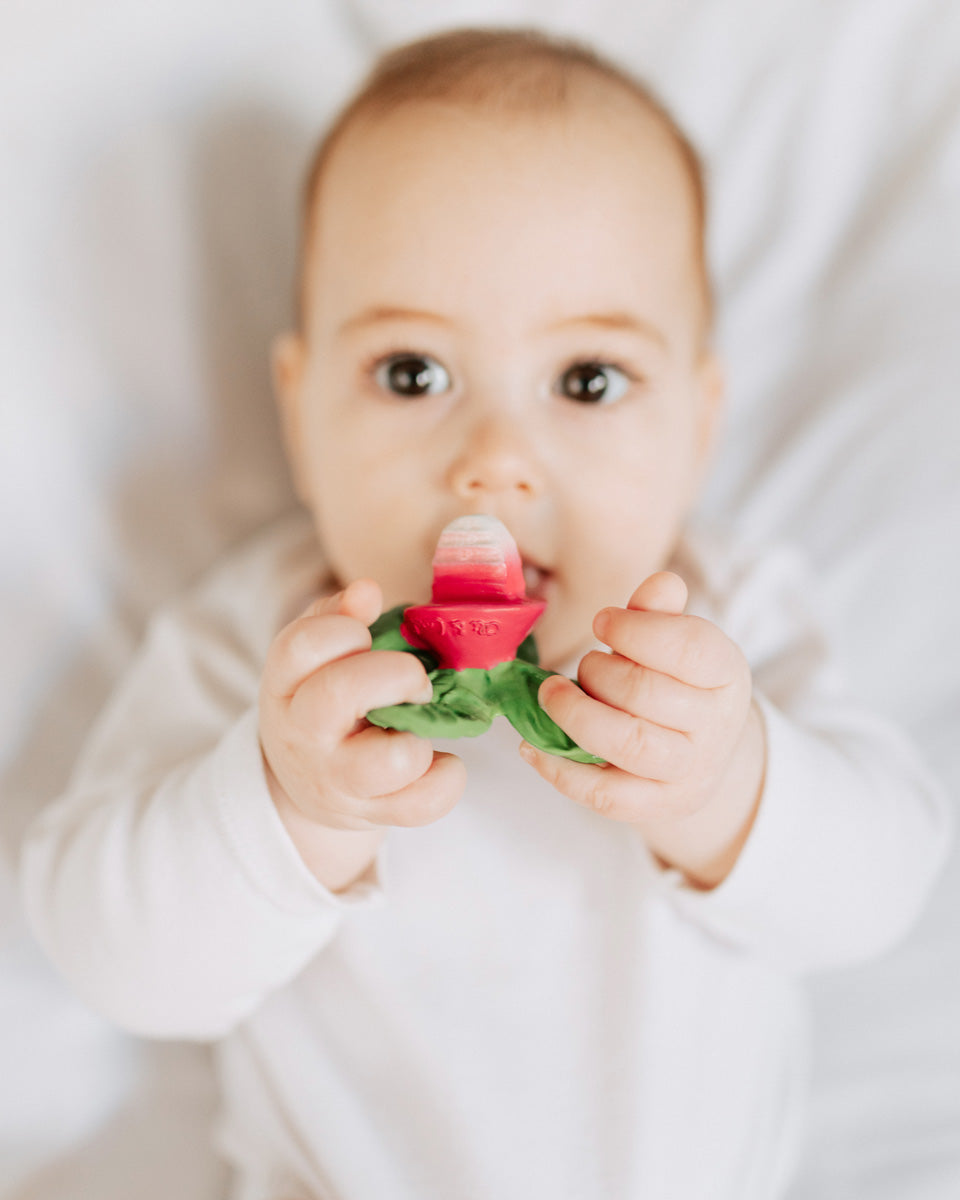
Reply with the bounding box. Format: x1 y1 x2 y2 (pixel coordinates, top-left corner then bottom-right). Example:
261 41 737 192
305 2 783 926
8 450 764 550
401 516 546 670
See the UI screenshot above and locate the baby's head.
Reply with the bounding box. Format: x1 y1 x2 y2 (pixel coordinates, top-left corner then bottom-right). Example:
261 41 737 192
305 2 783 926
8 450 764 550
273 27 724 670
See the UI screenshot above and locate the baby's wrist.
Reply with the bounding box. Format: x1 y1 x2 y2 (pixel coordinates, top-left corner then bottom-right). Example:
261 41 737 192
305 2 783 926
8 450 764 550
639 701 766 890
263 754 385 893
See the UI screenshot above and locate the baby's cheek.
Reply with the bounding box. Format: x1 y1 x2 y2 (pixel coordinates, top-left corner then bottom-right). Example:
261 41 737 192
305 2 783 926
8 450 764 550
572 530 645 610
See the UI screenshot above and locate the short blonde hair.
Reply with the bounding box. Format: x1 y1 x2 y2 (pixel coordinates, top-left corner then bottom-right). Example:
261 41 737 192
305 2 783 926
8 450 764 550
297 26 712 336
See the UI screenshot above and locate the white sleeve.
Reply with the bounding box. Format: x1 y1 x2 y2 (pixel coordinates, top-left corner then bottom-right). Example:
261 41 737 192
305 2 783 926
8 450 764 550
648 538 953 974
19 528 387 1041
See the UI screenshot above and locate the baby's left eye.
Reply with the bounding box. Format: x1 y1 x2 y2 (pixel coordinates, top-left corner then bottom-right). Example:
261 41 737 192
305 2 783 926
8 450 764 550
556 362 630 405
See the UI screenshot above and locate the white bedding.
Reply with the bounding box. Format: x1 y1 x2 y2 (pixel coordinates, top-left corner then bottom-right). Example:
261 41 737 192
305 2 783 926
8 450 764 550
2 1 958 1196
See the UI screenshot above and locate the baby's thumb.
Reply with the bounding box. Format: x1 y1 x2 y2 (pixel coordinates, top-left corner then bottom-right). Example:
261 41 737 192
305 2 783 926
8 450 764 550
336 578 383 628
626 571 688 615
307 578 383 627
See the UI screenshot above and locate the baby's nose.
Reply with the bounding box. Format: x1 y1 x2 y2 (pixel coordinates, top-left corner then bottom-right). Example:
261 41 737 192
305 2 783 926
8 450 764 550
446 417 543 500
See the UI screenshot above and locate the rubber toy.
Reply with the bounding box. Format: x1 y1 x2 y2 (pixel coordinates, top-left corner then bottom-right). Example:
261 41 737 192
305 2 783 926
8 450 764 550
365 515 605 764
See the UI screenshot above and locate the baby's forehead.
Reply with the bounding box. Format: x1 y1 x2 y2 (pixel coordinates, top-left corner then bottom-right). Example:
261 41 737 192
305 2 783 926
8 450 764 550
299 74 711 340
309 97 699 276
320 77 695 207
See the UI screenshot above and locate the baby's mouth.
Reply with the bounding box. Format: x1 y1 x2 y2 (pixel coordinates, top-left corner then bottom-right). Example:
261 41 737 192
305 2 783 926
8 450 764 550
522 559 554 601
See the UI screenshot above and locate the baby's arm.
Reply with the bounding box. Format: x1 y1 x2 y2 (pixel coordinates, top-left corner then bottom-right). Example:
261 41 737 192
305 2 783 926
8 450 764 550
18 538 460 1040
526 542 953 972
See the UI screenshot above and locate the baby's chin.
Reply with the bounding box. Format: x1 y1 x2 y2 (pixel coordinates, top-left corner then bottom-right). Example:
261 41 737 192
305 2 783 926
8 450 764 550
527 593 596 674
377 572 432 613
324 552 431 611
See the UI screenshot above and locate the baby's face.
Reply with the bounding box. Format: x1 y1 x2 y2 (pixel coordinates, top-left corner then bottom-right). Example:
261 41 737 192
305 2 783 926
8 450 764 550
275 90 723 670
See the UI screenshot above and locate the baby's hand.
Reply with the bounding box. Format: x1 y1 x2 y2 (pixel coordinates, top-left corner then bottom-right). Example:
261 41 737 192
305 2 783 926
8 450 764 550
259 579 467 842
519 573 765 888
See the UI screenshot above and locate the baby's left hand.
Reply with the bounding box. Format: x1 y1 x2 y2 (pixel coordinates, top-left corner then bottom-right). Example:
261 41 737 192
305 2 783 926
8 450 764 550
519 572 766 888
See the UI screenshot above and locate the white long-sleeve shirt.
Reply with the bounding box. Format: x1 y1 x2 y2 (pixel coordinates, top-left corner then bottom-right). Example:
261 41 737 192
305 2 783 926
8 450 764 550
19 510 951 1200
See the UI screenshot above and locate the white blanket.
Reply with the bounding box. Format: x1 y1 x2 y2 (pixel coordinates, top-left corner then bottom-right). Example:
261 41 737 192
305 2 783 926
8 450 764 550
2 1 958 1196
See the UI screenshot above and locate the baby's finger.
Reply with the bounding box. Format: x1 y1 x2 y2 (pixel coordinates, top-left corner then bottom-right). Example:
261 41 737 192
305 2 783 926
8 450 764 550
519 743 671 823
577 650 708 734
265 580 383 700
538 675 694 782
330 578 383 629
626 571 688 615
332 725 435 798
302 578 382 626
359 751 467 828
592 608 743 690
291 650 434 740
265 613 373 700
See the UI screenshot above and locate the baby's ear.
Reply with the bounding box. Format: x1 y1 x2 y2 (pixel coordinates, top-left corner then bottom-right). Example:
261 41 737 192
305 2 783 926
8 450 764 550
271 331 309 502
693 349 726 467
271 330 304 406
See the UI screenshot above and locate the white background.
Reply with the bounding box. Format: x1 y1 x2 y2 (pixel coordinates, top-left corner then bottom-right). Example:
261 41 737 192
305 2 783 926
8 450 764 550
1 1 959 1196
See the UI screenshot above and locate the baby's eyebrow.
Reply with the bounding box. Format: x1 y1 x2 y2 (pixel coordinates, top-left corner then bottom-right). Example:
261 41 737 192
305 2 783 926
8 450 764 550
336 305 668 350
337 306 453 336
545 312 668 350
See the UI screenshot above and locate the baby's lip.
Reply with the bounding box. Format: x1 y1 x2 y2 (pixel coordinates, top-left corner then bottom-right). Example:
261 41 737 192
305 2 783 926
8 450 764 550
521 557 554 600
519 546 553 574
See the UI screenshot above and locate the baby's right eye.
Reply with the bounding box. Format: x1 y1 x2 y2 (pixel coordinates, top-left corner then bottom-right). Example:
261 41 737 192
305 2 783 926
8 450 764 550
374 353 451 398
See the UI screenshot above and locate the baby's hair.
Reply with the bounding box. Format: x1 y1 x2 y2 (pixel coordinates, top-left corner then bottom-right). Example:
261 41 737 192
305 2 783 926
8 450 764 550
296 26 713 338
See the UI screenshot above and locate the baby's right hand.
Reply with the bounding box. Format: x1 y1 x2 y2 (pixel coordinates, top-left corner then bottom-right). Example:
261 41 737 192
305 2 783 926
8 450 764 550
259 579 467 836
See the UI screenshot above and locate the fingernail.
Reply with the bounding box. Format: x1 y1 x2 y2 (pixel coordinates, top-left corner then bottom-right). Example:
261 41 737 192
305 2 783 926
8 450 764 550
594 609 612 639
538 677 558 705
414 682 434 705
518 742 536 762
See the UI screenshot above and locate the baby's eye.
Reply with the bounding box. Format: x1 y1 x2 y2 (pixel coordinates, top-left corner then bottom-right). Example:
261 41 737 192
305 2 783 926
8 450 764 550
556 361 630 405
374 353 451 398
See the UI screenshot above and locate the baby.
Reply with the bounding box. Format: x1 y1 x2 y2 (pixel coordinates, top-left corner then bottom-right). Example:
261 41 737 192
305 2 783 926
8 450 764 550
20 27 951 1200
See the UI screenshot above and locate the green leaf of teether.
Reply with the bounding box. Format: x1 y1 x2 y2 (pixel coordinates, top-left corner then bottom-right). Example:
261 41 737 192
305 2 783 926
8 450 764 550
364 606 604 763
366 668 496 739
369 603 437 670
515 632 539 666
490 660 606 764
